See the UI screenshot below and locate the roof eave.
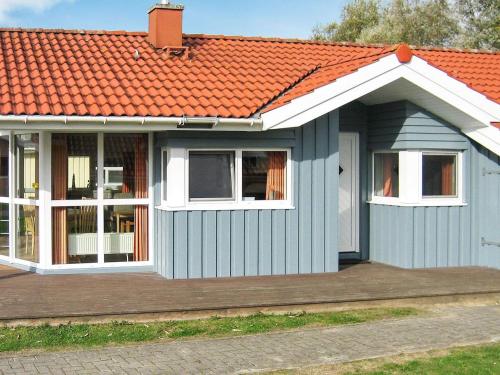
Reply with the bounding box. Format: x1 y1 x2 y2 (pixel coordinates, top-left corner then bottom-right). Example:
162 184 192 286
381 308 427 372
261 54 500 155
0 115 263 131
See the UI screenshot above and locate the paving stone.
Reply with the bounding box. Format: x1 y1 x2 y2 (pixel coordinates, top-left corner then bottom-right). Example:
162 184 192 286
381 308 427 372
0 305 499 374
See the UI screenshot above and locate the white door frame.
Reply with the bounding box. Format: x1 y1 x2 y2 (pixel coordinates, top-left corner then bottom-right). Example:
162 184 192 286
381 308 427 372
339 132 360 253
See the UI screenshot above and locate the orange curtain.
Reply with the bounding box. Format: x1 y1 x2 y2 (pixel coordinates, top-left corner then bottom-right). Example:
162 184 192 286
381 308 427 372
383 156 393 197
441 159 453 195
52 134 68 265
133 135 148 261
265 152 286 200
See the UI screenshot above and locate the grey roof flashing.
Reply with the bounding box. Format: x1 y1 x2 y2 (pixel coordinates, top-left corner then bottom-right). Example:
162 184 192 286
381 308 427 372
148 3 184 13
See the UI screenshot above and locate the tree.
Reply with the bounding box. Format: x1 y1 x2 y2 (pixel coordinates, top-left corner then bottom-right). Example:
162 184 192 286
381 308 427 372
312 0 491 49
312 0 380 42
456 0 499 50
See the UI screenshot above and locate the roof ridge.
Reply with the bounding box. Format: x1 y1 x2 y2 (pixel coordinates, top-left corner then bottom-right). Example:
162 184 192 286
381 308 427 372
318 46 397 70
413 45 499 55
0 27 147 36
0 27 498 54
185 33 391 48
191 34 500 54
252 64 323 116
259 48 400 114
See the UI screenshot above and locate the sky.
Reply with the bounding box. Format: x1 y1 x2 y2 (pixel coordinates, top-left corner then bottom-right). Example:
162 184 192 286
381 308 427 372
0 0 345 39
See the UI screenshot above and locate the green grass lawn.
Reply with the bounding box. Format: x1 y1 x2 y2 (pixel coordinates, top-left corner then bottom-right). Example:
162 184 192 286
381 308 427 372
348 343 500 375
0 307 418 353
269 342 500 374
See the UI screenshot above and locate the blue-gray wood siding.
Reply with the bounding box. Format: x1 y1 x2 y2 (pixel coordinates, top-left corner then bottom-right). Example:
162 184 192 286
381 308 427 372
368 101 469 150
368 101 500 269
474 144 500 269
153 112 340 278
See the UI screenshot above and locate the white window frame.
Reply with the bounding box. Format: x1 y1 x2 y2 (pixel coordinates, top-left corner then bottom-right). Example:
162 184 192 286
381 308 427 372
159 147 294 211
370 150 400 205
188 150 236 202
0 130 155 272
103 166 124 189
0 131 43 268
420 151 462 204
369 149 465 207
47 132 153 269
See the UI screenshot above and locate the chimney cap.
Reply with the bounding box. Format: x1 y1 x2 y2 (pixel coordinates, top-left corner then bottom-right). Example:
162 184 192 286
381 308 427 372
148 1 184 13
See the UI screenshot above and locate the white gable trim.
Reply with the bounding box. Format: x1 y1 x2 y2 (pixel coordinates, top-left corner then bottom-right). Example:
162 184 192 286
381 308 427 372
261 54 500 155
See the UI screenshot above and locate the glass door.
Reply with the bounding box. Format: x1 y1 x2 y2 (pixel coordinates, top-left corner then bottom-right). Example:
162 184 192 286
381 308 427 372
50 132 150 265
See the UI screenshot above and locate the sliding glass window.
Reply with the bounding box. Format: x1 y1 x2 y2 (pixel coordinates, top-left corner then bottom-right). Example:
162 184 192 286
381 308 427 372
13 133 40 263
51 133 149 265
103 134 148 263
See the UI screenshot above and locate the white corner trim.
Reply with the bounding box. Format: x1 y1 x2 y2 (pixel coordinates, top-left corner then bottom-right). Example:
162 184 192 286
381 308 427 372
261 54 500 155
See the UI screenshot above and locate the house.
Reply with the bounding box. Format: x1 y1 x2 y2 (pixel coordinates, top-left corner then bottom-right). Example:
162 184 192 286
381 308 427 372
0 1 498 278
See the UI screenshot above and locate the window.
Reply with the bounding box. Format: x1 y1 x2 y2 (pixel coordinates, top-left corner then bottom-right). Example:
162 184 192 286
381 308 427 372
422 154 457 197
189 151 235 201
52 133 97 200
373 153 399 198
15 134 39 199
0 203 8 257
13 133 40 263
51 133 150 265
162 148 292 210
370 150 462 206
0 135 9 197
104 134 148 200
242 151 286 201
15 205 39 263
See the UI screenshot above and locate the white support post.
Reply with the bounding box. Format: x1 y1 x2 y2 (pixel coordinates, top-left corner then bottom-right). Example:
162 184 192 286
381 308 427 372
38 131 51 267
148 132 154 263
8 131 14 262
97 132 104 264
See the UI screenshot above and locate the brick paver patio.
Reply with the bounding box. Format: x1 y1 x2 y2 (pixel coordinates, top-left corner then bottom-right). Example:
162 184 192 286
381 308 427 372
0 304 499 374
1 263 500 322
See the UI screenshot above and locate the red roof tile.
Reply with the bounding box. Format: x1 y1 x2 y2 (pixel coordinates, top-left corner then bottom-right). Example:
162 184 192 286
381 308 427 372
0 28 498 118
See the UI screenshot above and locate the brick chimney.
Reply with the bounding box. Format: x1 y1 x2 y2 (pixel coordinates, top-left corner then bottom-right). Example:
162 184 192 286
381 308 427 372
148 0 184 49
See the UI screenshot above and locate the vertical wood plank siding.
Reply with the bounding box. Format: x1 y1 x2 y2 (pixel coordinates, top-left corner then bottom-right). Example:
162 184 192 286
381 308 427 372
368 101 500 269
154 115 340 278
475 145 500 269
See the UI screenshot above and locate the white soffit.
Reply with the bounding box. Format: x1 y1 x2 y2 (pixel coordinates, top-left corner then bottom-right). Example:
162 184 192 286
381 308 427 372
261 54 500 155
359 78 483 129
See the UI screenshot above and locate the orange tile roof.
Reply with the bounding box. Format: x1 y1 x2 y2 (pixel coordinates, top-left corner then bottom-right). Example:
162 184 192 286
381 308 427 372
0 28 498 119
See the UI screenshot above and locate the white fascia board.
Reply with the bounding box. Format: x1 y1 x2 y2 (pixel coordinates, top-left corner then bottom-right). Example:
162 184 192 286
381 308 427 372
261 55 402 129
401 58 500 127
261 54 500 155
407 57 500 122
262 54 500 130
462 126 500 156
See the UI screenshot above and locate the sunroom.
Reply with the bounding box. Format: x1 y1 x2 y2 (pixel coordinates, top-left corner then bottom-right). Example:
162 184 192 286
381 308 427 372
0 131 153 273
